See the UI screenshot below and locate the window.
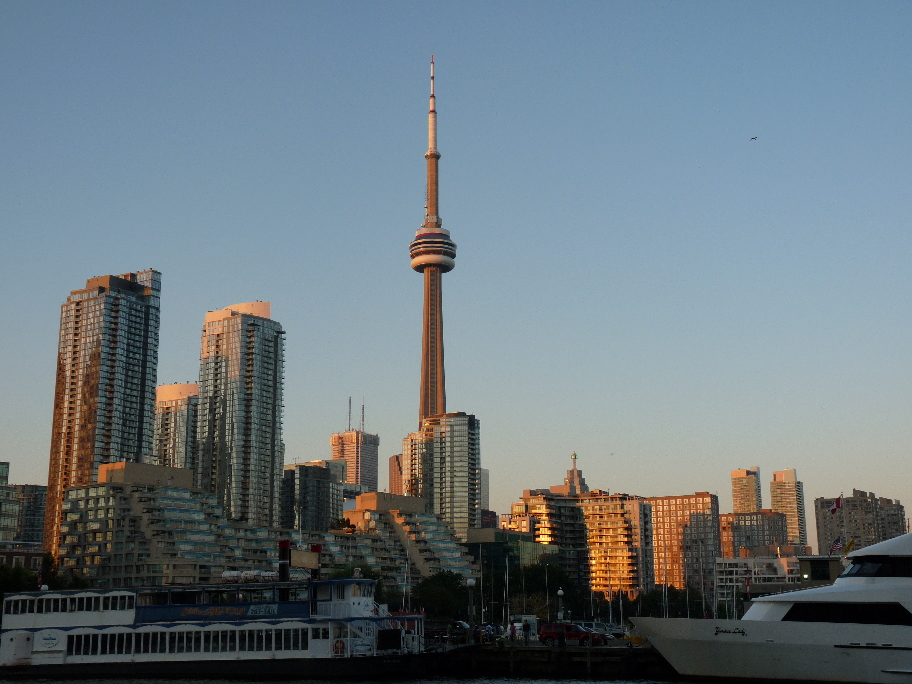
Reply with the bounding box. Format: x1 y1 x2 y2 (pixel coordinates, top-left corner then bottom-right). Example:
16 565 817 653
783 602 912 626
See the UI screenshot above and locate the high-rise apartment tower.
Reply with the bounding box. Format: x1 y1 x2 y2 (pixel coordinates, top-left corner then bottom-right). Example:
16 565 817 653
330 430 380 492
197 302 284 528
402 412 480 541
410 56 456 426
731 467 762 513
648 492 721 595
153 383 199 471
44 270 161 556
389 454 403 496
770 469 807 547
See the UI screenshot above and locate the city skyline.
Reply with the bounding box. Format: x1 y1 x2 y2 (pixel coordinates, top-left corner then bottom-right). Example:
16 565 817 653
2 3 912 553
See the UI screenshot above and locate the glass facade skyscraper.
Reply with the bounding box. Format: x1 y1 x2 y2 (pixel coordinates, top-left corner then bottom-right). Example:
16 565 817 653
44 270 161 556
197 302 284 528
153 383 199 470
402 412 480 541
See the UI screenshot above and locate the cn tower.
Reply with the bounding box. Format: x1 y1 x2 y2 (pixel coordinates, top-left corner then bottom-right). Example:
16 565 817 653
410 56 456 426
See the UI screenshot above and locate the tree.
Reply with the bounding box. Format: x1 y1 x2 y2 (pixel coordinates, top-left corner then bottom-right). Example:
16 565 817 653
0 565 38 594
39 553 90 591
414 571 468 620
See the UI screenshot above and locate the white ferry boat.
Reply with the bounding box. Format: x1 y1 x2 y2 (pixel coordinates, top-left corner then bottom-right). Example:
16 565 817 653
0 577 425 678
632 532 912 683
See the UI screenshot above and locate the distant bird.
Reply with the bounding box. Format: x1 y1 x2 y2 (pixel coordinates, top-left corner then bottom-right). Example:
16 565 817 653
750 136 758 141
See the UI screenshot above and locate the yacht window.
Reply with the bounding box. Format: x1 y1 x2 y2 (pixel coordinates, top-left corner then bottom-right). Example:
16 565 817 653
783 602 912 626
841 556 912 578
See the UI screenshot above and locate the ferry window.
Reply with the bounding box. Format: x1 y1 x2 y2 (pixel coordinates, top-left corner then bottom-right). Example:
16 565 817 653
238 589 272 603
52 598 61 612
69 598 78 612
351 584 362 597
203 631 213 652
335 584 346 600
228 630 236 651
171 591 201 605
175 632 186 653
138 592 167 607
238 630 248 652
77 597 86 611
333 623 348 639
168 631 178 653
255 629 265 651
300 628 308 650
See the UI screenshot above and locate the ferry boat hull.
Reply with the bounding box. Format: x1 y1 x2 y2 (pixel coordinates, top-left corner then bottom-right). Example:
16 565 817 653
632 616 912 684
0 651 443 680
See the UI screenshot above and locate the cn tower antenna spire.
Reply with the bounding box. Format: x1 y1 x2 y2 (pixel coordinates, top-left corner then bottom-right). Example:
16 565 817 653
410 55 456 426
428 55 437 156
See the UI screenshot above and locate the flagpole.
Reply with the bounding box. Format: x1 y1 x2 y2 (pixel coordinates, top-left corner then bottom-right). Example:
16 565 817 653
840 492 847 553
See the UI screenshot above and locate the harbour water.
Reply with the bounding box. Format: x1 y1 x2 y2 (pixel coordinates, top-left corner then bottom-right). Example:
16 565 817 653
0 679 695 684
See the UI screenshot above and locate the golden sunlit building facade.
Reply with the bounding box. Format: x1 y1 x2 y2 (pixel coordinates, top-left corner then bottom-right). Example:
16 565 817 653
648 492 720 596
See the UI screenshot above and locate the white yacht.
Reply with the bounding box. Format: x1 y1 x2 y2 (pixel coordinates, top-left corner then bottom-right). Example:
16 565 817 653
632 533 912 683
0 577 425 678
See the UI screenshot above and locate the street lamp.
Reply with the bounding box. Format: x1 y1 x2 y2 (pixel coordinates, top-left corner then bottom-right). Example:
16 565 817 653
557 587 564 622
466 578 476 622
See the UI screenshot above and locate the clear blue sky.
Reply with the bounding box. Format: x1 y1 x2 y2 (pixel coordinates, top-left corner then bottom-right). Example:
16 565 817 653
2 2 911 550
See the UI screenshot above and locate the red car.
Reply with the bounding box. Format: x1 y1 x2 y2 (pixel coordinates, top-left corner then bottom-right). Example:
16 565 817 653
538 623 605 646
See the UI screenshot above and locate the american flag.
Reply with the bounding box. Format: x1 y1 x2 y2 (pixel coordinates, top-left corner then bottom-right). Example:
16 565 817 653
829 538 844 555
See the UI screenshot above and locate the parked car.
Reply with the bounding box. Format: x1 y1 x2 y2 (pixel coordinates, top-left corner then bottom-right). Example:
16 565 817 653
576 621 616 638
538 622 606 646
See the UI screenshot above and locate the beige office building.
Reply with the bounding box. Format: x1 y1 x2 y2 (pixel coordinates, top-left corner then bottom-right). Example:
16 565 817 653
330 430 379 492
770 469 807 547
731 467 762 513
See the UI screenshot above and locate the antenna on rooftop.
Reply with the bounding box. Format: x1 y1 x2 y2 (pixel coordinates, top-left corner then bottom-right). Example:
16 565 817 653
348 397 352 432
360 397 365 432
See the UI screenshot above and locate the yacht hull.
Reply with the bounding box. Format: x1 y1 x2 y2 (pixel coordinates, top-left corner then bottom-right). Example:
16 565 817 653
632 617 912 684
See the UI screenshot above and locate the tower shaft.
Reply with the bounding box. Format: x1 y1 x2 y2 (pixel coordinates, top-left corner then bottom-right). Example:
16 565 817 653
420 266 446 422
